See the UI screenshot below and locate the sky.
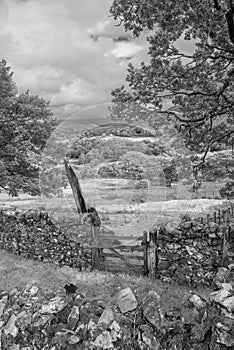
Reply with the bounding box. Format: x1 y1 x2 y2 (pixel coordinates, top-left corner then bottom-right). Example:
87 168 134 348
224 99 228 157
0 0 149 120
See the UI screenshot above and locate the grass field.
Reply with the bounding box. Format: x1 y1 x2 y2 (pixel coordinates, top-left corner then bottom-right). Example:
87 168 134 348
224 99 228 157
0 178 227 237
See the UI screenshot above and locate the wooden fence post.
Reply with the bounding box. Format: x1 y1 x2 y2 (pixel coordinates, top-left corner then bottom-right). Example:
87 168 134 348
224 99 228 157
214 211 217 223
91 226 101 270
142 231 149 276
64 158 87 214
148 230 158 280
223 210 227 225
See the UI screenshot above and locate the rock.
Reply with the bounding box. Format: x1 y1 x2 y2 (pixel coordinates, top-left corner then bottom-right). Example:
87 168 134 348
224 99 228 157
165 222 181 235
142 291 164 329
67 335 81 345
24 210 38 220
92 330 114 349
228 263 234 270
222 296 234 313
114 313 132 329
40 296 67 314
8 345 20 350
117 288 138 314
67 306 80 330
210 286 232 307
215 321 234 347
219 283 233 292
189 294 207 309
214 267 231 285
87 319 97 336
98 306 114 329
4 314 18 337
185 246 197 256
27 285 39 296
142 330 160 350
109 321 121 342
181 307 196 325
0 296 8 318
31 314 53 328
79 306 90 324
16 312 32 330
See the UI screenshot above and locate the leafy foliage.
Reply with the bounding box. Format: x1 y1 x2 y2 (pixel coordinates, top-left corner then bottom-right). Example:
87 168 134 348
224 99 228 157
199 150 234 181
110 0 234 159
0 59 57 196
219 180 234 198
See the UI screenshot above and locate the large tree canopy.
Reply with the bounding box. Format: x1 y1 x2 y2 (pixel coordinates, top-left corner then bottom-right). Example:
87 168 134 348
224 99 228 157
110 0 234 162
0 59 57 196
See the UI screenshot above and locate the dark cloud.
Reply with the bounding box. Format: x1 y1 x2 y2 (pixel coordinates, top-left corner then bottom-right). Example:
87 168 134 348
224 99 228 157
90 33 132 43
113 35 131 43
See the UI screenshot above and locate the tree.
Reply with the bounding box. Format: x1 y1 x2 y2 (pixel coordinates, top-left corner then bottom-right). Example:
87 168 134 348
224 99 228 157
110 0 234 163
0 59 57 196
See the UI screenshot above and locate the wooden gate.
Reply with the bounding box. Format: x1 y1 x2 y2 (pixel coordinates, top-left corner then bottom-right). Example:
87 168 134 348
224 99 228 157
91 231 158 278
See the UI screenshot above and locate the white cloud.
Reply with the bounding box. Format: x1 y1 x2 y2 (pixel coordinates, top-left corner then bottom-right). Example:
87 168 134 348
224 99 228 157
111 42 144 58
0 0 148 119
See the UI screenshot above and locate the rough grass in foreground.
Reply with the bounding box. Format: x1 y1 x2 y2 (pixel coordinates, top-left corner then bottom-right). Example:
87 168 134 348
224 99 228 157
0 249 210 314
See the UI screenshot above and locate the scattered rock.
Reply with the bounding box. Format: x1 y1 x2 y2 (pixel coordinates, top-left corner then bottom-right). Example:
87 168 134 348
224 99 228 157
92 330 114 349
117 288 138 314
98 306 114 329
4 314 18 337
142 330 160 350
142 291 164 329
189 294 207 309
67 306 80 330
216 321 234 347
222 296 234 313
0 296 8 318
41 296 67 314
210 289 232 305
0 285 233 349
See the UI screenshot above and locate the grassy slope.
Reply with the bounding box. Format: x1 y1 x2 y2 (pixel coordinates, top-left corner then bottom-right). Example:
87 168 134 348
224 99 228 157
0 249 209 313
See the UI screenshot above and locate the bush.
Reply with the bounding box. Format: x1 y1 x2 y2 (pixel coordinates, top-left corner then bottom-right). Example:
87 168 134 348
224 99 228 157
219 181 234 199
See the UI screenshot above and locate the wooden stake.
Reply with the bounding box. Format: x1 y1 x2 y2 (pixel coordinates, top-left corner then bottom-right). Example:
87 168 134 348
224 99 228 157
142 231 149 276
214 211 217 223
64 158 87 214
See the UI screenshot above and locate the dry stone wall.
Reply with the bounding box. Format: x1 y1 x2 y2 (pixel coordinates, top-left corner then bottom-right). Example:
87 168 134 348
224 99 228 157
152 214 234 285
0 207 92 270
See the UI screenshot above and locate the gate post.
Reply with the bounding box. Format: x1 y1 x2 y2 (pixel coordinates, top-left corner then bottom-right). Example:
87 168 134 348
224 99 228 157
148 229 158 279
91 225 101 270
142 231 149 276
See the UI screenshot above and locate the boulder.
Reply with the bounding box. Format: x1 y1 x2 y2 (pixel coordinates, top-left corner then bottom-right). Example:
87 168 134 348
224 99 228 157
142 291 164 329
98 306 114 329
117 288 138 314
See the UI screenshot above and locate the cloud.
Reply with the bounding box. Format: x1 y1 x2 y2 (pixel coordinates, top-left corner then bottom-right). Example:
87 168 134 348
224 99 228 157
111 42 144 59
0 0 148 119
